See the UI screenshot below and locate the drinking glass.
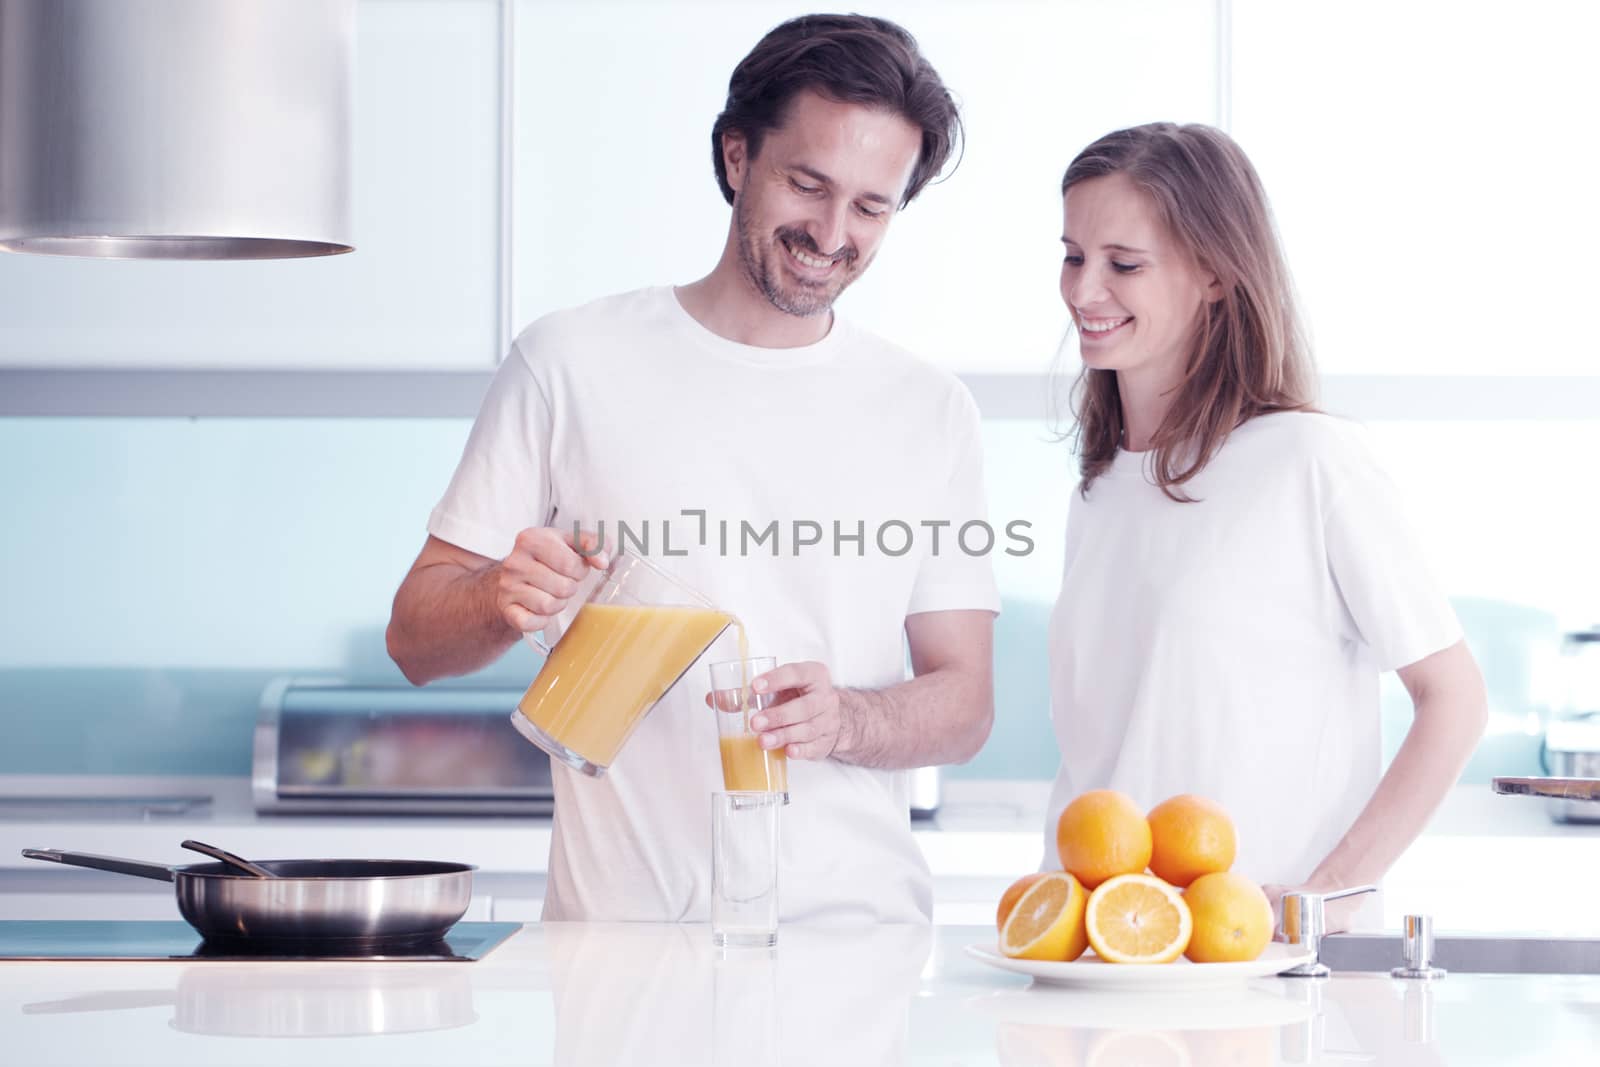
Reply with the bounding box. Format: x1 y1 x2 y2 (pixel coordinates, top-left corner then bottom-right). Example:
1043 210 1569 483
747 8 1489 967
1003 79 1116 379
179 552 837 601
708 656 788 799
710 791 780 948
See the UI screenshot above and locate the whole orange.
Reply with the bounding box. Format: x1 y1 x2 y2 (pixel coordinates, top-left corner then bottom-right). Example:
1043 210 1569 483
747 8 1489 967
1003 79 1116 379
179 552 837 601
1055 790 1152 890
996 872 1049 930
1146 794 1237 887
1182 870 1273 963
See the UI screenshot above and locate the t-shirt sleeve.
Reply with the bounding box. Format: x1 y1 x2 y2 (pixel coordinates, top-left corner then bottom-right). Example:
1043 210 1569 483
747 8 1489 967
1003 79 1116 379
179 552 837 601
906 384 1002 616
1322 426 1462 672
426 345 555 561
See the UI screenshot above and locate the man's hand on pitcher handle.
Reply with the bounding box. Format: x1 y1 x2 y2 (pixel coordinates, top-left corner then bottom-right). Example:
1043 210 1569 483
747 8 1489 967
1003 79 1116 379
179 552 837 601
494 527 607 637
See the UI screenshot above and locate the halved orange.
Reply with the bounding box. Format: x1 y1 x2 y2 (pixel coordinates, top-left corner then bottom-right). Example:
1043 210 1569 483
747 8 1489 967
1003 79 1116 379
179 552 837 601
999 871 1089 962
1084 873 1193 964
996 872 1049 931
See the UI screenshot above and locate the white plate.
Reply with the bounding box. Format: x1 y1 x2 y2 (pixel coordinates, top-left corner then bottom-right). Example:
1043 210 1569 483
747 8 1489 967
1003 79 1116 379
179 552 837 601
964 941 1315 991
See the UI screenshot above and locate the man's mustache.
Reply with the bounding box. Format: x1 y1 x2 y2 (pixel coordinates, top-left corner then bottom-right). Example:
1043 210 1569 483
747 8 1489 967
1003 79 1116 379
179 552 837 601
777 227 857 266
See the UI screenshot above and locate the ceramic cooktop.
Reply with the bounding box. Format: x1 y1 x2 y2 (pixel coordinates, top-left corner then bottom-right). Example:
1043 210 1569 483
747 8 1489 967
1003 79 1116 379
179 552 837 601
0 920 521 961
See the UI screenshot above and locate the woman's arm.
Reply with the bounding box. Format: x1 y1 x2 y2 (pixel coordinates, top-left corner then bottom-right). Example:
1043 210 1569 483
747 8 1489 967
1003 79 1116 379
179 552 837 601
1266 639 1488 931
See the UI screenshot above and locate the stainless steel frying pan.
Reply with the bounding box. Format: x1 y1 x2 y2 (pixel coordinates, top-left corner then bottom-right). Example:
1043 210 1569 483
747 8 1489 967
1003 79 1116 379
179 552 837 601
22 849 475 943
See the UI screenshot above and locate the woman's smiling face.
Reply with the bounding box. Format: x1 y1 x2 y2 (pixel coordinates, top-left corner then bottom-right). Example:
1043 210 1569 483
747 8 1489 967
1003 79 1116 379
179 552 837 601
1061 173 1215 394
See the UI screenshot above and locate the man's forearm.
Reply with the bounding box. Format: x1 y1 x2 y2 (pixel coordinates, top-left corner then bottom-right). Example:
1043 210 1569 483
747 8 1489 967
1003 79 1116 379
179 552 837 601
832 668 993 770
386 562 519 686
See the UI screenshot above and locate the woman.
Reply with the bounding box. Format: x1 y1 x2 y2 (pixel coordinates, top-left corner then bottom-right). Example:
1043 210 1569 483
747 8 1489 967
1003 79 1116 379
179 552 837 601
1045 123 1487 931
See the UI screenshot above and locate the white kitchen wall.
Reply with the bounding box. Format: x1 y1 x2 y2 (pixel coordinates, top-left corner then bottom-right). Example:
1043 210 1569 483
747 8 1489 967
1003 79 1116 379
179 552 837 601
511 0 1216 372
1231 0 1600 377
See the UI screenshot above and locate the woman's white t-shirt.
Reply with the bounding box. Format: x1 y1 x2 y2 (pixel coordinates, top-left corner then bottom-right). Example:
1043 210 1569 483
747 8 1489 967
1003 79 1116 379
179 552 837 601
1045 412 1461 889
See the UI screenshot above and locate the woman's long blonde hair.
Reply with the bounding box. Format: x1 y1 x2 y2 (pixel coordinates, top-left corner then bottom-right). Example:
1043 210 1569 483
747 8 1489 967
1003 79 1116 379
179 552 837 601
1062 123 1317 500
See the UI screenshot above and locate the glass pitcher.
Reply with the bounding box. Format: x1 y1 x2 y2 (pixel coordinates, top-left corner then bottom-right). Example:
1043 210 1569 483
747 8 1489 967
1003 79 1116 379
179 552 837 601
510 549 733 777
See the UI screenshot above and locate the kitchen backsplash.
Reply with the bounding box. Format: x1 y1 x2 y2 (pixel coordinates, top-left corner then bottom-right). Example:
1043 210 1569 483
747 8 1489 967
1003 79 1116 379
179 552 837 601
0 416 1579 782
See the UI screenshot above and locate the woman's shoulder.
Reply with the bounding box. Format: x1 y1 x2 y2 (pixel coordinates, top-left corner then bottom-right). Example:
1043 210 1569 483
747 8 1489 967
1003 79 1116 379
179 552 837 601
1231 410 1376 462
1229 411 1393 506
1222 411 1388 488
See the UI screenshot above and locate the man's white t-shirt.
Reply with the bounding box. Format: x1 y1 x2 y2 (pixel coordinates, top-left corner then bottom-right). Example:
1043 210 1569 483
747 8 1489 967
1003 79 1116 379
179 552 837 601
428 286 1000 924
1045 412 1461 893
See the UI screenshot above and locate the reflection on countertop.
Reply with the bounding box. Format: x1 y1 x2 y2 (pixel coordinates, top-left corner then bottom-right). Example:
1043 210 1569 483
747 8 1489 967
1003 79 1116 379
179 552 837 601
546 923 928 1067
3 923 1599 1066
21 963 477 1038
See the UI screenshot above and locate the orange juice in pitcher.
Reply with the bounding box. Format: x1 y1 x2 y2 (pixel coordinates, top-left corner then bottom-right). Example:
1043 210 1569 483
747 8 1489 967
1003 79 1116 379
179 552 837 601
511 551 733 777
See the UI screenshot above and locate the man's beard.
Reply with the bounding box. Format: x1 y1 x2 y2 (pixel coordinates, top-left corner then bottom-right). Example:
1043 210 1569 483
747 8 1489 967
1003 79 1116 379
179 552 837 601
734 193 861 318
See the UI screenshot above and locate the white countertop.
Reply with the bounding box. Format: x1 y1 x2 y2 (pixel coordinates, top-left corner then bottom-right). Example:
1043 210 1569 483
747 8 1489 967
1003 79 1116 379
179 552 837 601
3 776 1599 932
1 921 1594 1066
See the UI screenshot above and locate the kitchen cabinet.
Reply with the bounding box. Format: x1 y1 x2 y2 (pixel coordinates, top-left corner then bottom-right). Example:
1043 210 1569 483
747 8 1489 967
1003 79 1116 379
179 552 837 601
0 0 502 371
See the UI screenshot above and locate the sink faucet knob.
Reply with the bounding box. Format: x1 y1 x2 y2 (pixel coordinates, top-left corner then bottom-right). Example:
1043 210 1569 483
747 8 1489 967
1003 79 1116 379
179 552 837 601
1279 884 1377 978
1391 913 1447 979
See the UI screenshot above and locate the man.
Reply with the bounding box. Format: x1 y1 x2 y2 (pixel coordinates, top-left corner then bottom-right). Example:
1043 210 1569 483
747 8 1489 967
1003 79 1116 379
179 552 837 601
386 14 998 924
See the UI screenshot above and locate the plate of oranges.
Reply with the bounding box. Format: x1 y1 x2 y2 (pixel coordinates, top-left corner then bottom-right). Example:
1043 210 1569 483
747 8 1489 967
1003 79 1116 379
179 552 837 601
966 791 1313 990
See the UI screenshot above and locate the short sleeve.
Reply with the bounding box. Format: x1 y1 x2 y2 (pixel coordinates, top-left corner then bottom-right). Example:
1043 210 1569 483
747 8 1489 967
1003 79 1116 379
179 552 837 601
426 344 555 561
1322 427 1461 672
906 384 1003 616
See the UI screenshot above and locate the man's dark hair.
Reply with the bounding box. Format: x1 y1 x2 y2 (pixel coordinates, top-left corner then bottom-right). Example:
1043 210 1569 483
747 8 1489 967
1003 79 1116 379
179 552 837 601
710 14 962 210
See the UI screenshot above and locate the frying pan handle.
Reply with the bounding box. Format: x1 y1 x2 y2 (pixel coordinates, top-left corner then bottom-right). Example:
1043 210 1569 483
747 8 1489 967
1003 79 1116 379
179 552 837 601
21 848 176 882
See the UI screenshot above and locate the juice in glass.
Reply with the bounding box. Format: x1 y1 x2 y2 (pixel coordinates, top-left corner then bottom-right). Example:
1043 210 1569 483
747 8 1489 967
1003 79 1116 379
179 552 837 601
709 656 789 798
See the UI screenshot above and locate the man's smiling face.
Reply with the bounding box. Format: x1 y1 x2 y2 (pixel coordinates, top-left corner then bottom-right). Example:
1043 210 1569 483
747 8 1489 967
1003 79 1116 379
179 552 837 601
724 90 922 317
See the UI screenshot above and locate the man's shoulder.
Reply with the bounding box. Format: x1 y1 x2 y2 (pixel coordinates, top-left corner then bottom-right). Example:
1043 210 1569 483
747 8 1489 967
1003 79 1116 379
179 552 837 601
508 286 670 368
837 317 976 410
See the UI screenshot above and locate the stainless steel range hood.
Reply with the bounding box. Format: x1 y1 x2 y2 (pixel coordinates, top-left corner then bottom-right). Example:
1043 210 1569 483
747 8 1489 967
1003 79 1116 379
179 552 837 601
0 0 354 259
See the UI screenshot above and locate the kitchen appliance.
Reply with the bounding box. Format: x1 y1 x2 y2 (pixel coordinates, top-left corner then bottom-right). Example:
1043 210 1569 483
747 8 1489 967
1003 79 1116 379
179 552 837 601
1534 712 1600 823
0 919 517 962
1495 627 1600 823
253 678 941 817
909 765 942 820
0 0 354 259
21 849 475 944
253 679 555 815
